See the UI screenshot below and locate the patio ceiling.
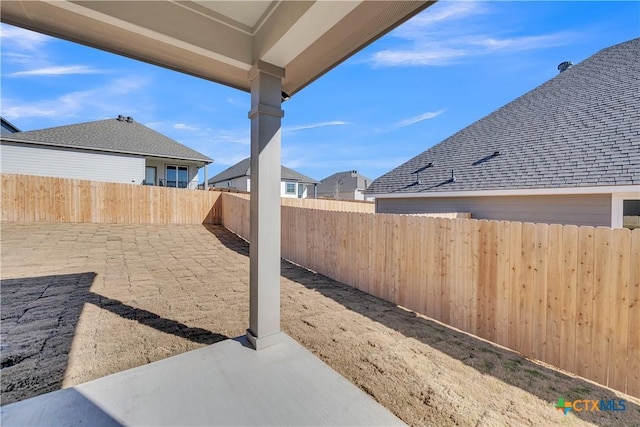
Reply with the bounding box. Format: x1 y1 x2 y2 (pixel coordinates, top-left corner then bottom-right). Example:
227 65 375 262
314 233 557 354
0 0 433 95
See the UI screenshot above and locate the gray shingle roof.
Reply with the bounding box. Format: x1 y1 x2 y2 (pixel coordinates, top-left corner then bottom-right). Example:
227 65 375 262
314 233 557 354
318 170 372 193
208 157 318 184
367 38 640 195
0 117 212 163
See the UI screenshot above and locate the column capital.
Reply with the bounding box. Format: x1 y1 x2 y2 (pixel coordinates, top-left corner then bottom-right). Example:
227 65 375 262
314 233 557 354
249 60 285 82
248 103 284 120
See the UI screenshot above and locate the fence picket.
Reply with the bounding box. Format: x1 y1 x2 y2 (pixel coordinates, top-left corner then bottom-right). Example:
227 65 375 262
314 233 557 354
576 226 595 379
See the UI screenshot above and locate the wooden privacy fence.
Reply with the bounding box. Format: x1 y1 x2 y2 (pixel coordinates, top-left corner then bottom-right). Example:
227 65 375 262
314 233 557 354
1 174 222 224
219 192 377 239
222 193 639 398
3 176 638 397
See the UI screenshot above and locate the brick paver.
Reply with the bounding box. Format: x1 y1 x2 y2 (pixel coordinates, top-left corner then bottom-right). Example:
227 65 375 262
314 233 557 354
1 223 248 404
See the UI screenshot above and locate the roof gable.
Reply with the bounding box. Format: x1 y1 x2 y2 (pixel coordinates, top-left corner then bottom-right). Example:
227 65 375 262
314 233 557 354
1 117 212 163
1 117 21 134
209 157 318 184
368 38 640 195
318 170 373 193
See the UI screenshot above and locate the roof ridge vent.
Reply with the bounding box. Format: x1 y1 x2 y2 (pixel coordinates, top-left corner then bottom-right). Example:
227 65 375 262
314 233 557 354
557 61 573 73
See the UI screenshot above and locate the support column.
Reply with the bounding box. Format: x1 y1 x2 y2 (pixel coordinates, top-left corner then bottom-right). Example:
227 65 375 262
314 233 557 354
203 164 208 190
246 61 285 350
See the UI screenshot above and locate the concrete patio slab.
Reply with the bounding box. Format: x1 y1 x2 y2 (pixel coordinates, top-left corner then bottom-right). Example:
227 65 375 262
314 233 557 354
1 333 405 426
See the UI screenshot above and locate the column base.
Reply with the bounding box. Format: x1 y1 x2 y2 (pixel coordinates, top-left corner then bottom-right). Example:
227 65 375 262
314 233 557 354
246 329 284 350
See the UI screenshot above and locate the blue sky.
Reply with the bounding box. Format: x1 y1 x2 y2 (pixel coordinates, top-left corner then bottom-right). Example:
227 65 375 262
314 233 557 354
1 1 639 183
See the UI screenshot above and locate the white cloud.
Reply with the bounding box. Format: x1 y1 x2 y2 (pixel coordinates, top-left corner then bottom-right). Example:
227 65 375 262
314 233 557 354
372 47 466 67
393 110 445 128
370 2 578 67
0 24 51 51
9 65 103 77
192 128 250 146
392 1 486 40
284 121 348 133
173 123 198 131
2 76 151 121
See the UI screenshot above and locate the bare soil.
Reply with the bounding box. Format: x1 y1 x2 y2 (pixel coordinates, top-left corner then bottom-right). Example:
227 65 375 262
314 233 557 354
1 222 638 426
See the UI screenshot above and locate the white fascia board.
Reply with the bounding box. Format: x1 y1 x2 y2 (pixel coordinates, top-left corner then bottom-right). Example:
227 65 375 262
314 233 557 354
374 185 640 199
1 138 212 164
52 1 252 71
261 1 362 67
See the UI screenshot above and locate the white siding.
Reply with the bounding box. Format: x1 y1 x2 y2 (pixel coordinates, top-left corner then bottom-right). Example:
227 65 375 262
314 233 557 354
376 194 612 227
210 177 311 198
211 176 250 191
0 142 143 184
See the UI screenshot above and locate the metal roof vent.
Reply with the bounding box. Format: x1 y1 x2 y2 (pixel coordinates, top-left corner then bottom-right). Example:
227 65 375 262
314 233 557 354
557 61 573 73
117 115 124 121
125 116 134 123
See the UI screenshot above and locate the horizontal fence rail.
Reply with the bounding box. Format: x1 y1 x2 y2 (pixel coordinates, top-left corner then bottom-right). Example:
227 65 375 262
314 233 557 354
281 197 375 212
221 193 639 398
1 174 222 224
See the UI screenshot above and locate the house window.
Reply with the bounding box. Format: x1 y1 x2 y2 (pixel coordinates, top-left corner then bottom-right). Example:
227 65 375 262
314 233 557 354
623 200 640 229
285 182 296 195
166 166 189 188
145 166 156 185
297 183 304 198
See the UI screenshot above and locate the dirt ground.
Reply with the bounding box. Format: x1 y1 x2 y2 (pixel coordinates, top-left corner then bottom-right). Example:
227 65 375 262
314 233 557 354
1 222 638 426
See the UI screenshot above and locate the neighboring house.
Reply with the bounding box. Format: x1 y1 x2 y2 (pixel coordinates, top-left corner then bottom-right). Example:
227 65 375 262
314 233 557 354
1 117 20 134
208 157 318 198
0 115 212 189
366 38 640 229
317 170 373 201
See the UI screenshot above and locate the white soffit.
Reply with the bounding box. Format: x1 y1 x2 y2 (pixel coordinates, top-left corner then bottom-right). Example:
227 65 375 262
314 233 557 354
0 1 432 94
176 1 278 34
53 1 253 70
261 1 362 67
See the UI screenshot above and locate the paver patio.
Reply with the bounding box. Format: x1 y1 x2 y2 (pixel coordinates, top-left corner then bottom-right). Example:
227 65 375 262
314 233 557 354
1 222 638 426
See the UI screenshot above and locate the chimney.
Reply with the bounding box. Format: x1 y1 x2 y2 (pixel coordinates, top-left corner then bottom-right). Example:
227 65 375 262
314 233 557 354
557 61 573 73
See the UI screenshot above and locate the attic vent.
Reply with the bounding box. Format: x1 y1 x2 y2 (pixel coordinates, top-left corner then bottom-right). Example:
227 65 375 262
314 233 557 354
557 61 573 73
117 115 124 121
413 162 433 174
126 116 134 123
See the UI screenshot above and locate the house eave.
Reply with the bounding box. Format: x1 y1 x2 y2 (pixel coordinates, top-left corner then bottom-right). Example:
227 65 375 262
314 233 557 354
0 138 213 165
371 185 640 199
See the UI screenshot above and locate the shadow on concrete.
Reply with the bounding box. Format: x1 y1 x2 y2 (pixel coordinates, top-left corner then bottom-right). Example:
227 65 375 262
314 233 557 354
1 388 123 427
208 225 639 426
0 273 227 405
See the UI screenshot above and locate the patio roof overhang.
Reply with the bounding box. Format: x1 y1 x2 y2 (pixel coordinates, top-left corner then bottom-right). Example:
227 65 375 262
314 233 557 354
1 0 433 350
0 0 432 96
